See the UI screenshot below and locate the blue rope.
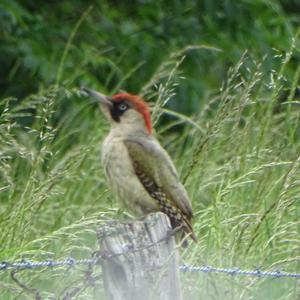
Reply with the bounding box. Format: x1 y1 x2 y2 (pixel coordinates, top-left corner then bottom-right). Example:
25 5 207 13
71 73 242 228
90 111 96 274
1 258 300 278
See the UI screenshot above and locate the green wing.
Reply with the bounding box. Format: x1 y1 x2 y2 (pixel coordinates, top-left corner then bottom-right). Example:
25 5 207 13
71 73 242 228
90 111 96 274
124 137 193 221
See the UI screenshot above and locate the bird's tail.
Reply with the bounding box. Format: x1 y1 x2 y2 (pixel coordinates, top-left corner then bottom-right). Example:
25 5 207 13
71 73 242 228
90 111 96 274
172 213 197 247
182 219 197 247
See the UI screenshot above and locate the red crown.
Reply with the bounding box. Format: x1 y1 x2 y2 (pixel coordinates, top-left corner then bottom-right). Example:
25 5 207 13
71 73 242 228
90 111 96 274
112 93 152 134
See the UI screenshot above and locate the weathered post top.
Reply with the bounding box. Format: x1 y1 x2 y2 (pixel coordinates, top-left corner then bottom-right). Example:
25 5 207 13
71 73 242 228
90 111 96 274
97 212 182 300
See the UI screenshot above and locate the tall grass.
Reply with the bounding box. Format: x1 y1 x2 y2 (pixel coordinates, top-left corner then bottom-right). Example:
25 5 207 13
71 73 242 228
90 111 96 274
0 46 300 299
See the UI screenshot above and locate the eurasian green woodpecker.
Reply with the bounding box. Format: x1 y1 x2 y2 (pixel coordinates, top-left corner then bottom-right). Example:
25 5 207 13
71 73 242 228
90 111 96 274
84 88 196 243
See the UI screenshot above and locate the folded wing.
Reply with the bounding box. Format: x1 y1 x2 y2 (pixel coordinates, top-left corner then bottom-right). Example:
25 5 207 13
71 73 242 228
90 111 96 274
124 137 193 222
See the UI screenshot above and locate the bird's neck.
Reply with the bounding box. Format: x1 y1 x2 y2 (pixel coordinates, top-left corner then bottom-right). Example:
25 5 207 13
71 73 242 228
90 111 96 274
109 123 151 138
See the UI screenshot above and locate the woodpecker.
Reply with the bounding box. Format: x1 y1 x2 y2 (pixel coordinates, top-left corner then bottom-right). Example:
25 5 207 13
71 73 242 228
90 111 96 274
83 88 196 243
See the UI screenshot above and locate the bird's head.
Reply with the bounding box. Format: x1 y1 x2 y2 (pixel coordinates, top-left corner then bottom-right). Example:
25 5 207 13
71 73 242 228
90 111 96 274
83 88 152 135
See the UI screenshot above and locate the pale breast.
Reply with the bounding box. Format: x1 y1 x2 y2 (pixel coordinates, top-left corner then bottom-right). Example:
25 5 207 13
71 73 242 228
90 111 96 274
101 134 159 216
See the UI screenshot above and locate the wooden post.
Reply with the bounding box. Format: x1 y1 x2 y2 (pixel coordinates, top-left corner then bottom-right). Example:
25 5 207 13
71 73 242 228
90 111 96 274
97 212 182 300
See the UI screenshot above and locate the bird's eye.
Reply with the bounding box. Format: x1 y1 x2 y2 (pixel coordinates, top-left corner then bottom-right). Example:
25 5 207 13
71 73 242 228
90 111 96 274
118 103 128 111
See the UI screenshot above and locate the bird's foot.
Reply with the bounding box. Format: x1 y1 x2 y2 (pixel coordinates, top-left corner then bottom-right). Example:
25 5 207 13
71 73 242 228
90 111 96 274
165 224 184 240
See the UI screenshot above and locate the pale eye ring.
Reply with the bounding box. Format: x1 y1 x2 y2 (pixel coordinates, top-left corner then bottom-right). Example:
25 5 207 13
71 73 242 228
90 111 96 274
118 103 128 111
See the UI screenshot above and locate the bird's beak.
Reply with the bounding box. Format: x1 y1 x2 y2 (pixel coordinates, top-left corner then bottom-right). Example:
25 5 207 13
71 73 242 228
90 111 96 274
81 87 112 107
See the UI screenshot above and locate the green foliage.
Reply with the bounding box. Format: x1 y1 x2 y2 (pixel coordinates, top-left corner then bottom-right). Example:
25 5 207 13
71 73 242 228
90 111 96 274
0 0 300 299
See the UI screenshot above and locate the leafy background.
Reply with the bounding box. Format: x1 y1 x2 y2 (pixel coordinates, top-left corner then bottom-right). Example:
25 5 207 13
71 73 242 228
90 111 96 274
0 0 300 299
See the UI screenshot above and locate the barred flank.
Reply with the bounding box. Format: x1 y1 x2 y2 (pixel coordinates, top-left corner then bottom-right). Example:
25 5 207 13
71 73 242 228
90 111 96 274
133 161 197 242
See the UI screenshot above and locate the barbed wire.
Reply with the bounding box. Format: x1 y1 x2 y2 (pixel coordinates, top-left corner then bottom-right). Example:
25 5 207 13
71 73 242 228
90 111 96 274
0 258 98 271
179 265 300 278
1 258 300 279
1 220 299 281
